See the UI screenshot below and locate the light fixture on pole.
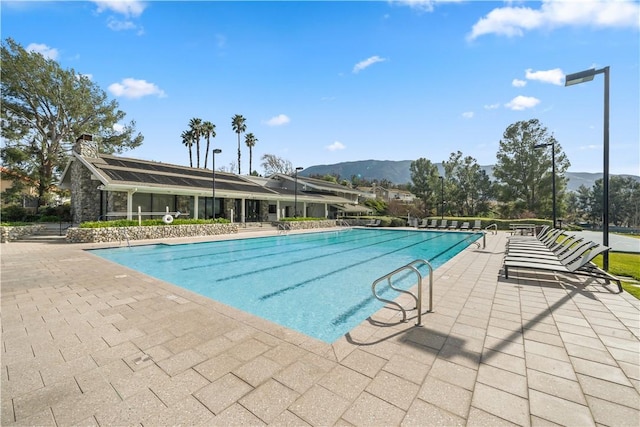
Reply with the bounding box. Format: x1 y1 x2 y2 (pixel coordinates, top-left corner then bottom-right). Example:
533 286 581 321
212 149 222 219
565 66 609 271
439 176 444 220
294 166 304 218
534 141 556 229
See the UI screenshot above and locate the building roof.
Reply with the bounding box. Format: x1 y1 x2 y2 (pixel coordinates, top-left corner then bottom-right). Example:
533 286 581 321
59 152 355 205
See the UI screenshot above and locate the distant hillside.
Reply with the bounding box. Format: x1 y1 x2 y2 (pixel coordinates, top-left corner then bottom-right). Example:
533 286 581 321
300 160 639 192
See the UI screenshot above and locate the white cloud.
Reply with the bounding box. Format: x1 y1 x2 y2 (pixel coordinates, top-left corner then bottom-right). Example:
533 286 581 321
484 103 500 110
468 0 640 40
92 0 146 18
113 123 125 133
93 1 145 33
264 114 290 126
326 141 346 151
579 144 601 150
107 17 137 32
26 43 59 60
525 68 564 85
462 111 474 119
505 95 541 111
391 0 463 13
108 78 166 99
353 55 387 73
512 78 527 87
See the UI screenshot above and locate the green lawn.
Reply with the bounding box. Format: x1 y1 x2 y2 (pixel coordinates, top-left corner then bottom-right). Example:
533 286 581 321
592 252 640 299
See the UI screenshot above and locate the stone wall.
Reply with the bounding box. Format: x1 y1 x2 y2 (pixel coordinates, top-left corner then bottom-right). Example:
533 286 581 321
66 223 239 243
275 220 346 230
0 225 45 243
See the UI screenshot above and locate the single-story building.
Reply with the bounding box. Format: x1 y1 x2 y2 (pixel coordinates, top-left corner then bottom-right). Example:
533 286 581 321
59 135 372 224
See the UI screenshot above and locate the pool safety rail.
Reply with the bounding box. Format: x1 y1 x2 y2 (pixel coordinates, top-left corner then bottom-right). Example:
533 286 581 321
484 223 498 235
277 223 291 234
336 219 351 228
466 231 486 249
371 259 433 327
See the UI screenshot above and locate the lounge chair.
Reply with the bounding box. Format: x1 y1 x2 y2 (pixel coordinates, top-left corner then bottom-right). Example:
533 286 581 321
448 220 459 230
507 228 563 249
507 235 584 258
426 219 438 229
472 220 481 231
503 244 622 292
417 218 430 229
459 222 470 230
505 239 596 265
437 220 448 229
365 219 381 227
507 230 569 252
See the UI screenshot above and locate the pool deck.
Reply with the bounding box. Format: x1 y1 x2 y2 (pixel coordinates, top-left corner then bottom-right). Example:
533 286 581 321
2 229 639 426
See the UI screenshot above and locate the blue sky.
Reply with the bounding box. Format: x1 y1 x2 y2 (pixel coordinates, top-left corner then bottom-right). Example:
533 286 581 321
2 0 639 176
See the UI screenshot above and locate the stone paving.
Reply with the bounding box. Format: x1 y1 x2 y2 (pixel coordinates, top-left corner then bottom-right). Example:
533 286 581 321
1 229 639 426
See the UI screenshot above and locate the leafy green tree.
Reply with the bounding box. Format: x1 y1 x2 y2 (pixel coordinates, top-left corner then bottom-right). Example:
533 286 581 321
231 114 246 174
244 132 258 175
443 151 493 216
1 38 143 210
493 119 570 218
409 158 440 216
201 121 216 169
607 176 640 226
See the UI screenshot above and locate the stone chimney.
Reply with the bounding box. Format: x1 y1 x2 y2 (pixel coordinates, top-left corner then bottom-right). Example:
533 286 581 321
73 134 98 158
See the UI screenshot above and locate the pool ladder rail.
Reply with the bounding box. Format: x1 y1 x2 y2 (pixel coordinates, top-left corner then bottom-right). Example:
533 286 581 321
371 259 433 327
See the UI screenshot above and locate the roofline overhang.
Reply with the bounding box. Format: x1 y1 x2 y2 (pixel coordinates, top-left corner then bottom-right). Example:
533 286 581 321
95 183 353 205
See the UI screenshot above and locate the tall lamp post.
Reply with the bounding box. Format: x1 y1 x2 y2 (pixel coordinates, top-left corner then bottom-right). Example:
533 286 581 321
565 66 609 271
294 166 304 217
439 176 444 220
212 148 222 219
534 141 556 229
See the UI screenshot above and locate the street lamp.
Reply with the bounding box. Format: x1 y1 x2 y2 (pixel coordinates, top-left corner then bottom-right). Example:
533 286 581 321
534 141 556 229
294 166 304 217
439 176 444 219
565 66 609 271
212 148 222 219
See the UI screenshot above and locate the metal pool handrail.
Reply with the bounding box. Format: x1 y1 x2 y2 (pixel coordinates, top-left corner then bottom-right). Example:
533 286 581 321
371 259 433 326
484 223 497 235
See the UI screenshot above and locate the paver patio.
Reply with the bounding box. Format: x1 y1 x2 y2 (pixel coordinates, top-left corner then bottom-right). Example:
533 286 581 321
1 229 639 426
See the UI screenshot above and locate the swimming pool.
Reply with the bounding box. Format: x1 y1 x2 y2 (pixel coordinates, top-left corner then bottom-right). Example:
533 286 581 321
91 228 480 342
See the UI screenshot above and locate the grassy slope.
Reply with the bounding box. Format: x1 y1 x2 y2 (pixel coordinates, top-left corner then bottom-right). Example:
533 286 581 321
592 252 640 299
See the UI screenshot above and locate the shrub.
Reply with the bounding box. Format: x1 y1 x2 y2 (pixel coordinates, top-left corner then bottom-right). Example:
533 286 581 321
1 205 28 222
79 218 231 228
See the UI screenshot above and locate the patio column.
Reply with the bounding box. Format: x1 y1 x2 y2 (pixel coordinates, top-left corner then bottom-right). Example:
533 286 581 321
126 190 134 220
194 196 199 219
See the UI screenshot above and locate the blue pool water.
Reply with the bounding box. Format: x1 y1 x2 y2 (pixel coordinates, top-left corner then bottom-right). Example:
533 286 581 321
90 228 480 342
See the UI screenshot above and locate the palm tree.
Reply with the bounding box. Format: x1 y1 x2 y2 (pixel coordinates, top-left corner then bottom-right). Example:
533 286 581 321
202 121 216 169
189 118 203 168
244 133 258 175
231 114 246 174
181 130 194 167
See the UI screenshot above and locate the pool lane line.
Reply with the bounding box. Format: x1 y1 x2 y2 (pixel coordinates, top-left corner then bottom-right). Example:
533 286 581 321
207 231 447 281
256 233 449 301
114 228 402 263
181 229 428 272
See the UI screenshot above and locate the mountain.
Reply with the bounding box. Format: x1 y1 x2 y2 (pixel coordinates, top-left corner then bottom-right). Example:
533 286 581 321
299 160 639 192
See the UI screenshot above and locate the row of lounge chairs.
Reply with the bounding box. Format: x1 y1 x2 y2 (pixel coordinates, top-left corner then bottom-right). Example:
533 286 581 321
417 219 482 231
503 226 622 292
